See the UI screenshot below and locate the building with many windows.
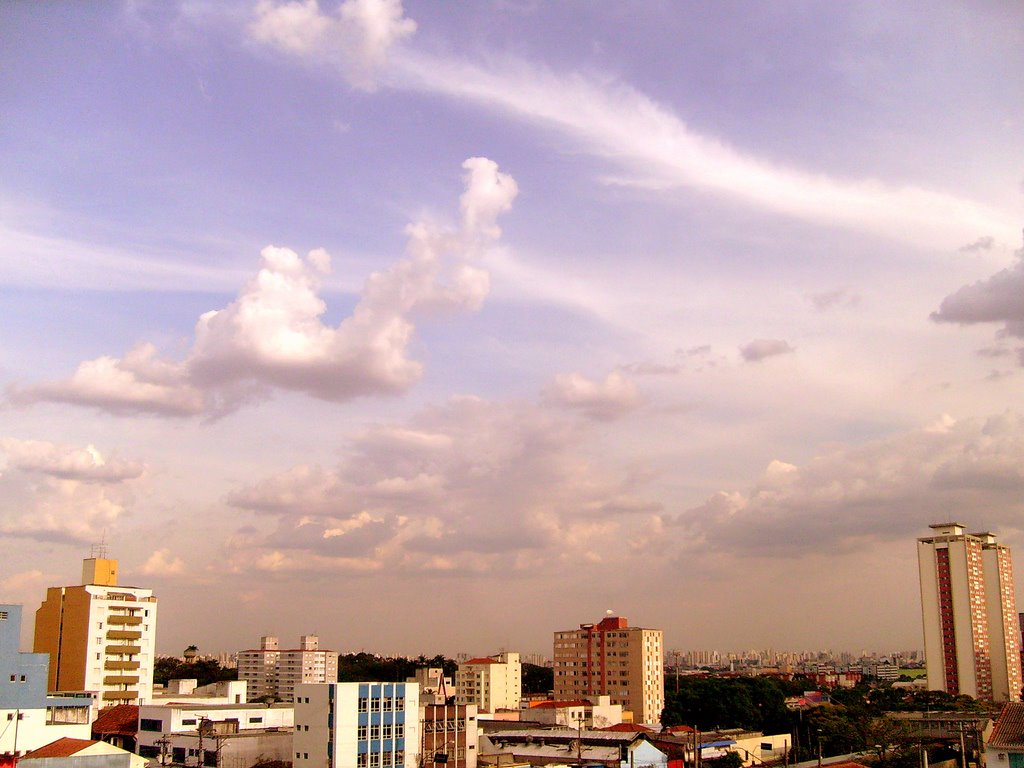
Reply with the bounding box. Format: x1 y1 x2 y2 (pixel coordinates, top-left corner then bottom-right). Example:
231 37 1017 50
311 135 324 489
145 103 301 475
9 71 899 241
293 682 419 768
454 653 520 715
918 523 1023 701
33 557 158 706
237 635 337 702
553 616 664 725
419 704 477 768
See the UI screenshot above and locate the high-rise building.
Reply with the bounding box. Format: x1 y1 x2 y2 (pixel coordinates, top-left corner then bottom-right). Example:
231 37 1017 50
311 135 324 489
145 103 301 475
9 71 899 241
552 616 664 725
33 557 158 705
238 635 338 702
918 523 1023 701
293 682 420 768
454 653 520 714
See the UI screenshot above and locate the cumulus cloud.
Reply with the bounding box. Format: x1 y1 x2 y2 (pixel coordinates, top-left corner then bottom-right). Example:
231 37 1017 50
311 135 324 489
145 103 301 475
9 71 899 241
543 371 641 420
11 158 517 417
739 338 795 362
1 438 145 482
679 412 1024 557
931 236 1024 341
140 549 186 576
0 438 144 543
249 0 416 90
224 395 660 574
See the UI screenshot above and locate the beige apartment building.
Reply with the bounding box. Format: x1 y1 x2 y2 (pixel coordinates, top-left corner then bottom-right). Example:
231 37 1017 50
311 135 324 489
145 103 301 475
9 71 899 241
553 616 663 725
237 634 337 701
34 556 158 704
455 652 521 713
918 523 1023 702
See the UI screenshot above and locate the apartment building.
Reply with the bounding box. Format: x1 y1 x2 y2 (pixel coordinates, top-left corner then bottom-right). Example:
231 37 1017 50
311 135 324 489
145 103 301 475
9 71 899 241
454 653 520 714
237 635 337 702
33 557 158 705
553 616 664 725
918 523 1023 701
293 682 419 768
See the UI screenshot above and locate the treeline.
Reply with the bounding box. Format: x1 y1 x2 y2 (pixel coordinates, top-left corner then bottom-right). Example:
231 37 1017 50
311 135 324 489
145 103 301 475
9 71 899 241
661 677 997 768
154 656 238 687
336 653 553 695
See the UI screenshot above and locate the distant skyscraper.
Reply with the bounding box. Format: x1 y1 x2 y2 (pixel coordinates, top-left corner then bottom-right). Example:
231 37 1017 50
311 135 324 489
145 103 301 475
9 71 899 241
918 523 1023 701
33 556 158 705
553 616 664 725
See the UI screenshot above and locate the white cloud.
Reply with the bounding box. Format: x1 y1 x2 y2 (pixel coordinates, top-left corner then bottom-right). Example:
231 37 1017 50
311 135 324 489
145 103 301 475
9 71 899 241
248 0 416 90
0 440 143 544
141 549 186 576
11 158 516 417
225 394 660 574
0 438 145 482
680 412 1024 557
739 338 795 362
807 288 860 312
544 371 640 421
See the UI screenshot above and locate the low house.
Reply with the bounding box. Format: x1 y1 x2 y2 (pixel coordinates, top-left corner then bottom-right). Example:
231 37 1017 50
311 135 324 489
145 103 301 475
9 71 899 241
18 737 146 768
987 702 1024 768
480 728 667 768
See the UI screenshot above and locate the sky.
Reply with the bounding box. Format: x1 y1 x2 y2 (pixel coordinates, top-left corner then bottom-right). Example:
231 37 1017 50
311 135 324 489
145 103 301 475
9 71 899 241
1 1 1023 659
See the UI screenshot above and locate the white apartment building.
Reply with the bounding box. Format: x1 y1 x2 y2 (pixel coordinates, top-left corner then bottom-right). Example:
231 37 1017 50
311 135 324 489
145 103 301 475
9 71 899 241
918 523 1023 702
553 616 664 725
34 557 158 705
293 682 420 768
455 653 521 714
237 635 338 702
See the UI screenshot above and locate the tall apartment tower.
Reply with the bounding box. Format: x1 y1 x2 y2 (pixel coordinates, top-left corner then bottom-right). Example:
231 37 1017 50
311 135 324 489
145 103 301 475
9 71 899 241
238 634 338 702
553 616 664 725
33 556 158 705
918 523 1023 702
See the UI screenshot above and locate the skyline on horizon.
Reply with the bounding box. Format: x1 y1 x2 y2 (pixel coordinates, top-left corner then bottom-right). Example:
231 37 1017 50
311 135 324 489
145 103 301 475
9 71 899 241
2 1 1023 657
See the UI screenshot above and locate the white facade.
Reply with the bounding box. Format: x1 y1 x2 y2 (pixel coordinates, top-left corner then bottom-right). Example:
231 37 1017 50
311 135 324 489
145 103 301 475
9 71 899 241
136 701 294 762
154 679 248 705
294 682 420 768
455 653 521 713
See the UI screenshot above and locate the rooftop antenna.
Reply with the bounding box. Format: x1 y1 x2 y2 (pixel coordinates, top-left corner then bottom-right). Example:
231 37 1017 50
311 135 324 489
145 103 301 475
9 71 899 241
90 532 109 560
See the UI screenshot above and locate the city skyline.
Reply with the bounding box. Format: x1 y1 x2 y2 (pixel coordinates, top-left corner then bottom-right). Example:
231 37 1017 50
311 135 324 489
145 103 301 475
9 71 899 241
2 2 1024 656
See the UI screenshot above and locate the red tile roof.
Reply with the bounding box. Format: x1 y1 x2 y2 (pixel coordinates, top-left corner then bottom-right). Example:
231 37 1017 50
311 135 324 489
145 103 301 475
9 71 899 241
599 723 654 732
23 738 98 759
664 725 695 734
530 700 590 709
990 703 1024 749
464 657 500 665
92 704 139 736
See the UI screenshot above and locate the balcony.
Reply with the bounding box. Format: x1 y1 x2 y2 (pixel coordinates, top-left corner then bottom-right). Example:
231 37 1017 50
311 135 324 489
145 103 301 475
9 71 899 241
105 645 141 655
102 690 139 701
107 615 142 626
106 629 142 641
104 660 140 671
104 675 140 686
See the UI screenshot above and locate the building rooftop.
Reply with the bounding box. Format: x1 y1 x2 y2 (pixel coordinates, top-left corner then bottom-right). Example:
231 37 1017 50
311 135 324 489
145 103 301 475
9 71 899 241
23 738 98 759
989 702 1024 749
463 657 502 665
92 704 139 736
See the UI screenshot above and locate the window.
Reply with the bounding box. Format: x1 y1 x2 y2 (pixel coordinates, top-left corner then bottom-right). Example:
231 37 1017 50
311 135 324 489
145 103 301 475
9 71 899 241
370 754 381 767
382 698 392 711
140 719 163 732
394 698 404 712
394 724 404 738
358 755 368 768
370 724 381 739
182 718 197 726
0 611 8 620
359 697 369 712
382 724 392 739
19 676 25 682
358 725 368 740
249 717 263 724
383 752 393 767
395 751 404 764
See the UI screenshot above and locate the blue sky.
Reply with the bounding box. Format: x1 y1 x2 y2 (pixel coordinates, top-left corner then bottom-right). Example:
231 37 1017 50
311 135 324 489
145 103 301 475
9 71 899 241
1 1 1023 658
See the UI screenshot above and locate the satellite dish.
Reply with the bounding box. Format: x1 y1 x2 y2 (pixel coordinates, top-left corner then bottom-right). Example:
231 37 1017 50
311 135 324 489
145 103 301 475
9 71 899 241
606 609 614 616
